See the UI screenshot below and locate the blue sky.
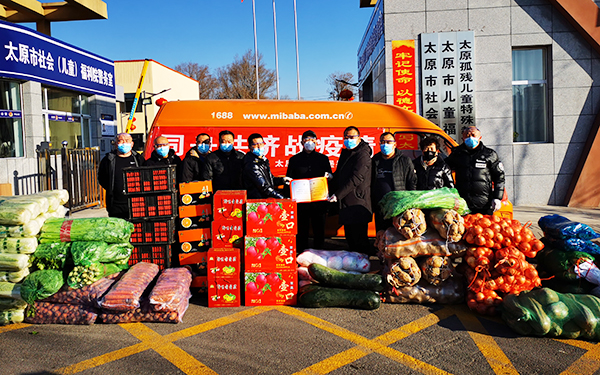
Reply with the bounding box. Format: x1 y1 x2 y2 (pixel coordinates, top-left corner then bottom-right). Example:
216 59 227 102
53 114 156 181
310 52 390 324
38 1 374 100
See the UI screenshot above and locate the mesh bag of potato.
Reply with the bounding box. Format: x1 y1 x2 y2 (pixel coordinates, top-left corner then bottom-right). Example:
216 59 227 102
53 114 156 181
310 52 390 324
428 209 465 243
392 208 427 240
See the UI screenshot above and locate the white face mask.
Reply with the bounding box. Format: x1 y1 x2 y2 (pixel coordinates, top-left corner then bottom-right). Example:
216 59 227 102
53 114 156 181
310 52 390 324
303 141 315 152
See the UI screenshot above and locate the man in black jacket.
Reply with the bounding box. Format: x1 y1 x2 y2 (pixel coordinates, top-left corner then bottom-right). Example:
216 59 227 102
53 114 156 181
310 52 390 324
286 130 332 251
445 126 505 215
414 136 454 190
330 126 372 254
144 136 182 169
371 132 417 231
98 133 144 219
205 130 244 191
242 133 290 199
181 133 211 183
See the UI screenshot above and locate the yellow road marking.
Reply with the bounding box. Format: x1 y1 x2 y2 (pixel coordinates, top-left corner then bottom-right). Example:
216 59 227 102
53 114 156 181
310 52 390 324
57 307 270 374
560 342 600 375
0 322 30 333
453 305 519 375
373 306 455 346
279 306 451 375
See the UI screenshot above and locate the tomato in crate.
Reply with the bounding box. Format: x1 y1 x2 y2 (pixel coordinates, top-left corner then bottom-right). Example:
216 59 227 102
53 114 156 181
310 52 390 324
129 244 171 270
123 166 177 194
128 193 178 219
130 219 175 244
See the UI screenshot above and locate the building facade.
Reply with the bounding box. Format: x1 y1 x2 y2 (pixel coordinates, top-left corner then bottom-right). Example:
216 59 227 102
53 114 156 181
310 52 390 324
358 0 600 207
0 20 115 193
114 59 199 153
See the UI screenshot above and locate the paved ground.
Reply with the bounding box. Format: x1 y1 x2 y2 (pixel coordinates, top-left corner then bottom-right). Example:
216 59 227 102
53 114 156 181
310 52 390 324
1 204 598 375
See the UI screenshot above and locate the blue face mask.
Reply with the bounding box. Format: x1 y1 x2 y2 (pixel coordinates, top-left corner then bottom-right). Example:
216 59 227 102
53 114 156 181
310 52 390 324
380 144 394 156
156 146 170 158
464 137 480 149
220 143 233 152
344 138 359 150
197 143 210 154
252 147 266 157
117 143 132 154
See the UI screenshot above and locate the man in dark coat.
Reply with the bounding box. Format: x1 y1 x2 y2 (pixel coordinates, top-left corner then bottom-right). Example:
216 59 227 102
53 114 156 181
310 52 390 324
330 126 372 254
414 136 454 190
144 136 182 170
286 130 333 251
445 126 505 215
98 133 144 219
242 133 290 199
371 132 417 231
181 133 211 183
204 130 244 191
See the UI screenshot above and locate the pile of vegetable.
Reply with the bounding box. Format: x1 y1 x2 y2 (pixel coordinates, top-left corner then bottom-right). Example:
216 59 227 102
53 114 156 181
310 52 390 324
502 288 600 340
379 188 470 219
0 190 69 325
535 215 600 295
40 217 134 243
297 264 382 310
460 214 543 315
24 264 193 325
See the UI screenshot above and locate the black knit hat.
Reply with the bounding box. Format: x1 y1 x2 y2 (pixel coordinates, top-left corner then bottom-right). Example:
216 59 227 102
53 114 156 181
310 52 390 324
302 130 317 139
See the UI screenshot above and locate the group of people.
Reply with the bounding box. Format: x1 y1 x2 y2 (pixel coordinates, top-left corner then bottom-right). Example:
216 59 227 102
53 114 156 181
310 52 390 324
98 125 505 255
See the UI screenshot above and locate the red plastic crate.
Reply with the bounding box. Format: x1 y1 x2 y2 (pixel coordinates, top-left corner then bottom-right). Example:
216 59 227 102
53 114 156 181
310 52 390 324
128 193 178 219
128 244 171 270
123 166 177 194
130 219 176 244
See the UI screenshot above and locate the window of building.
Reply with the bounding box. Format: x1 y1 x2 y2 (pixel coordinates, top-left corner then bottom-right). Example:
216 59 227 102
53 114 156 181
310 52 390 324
123 93 143 113
512 48 549 142
42 86 92 148
0 80 24 158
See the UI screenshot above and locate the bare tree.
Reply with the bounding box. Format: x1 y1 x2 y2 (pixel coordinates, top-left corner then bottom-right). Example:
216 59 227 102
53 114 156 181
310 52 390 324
174 62 218 99
215 50 276 99
326 72 356 101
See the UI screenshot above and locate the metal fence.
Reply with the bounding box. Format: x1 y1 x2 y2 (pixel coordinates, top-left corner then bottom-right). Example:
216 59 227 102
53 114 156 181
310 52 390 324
14 143 103 213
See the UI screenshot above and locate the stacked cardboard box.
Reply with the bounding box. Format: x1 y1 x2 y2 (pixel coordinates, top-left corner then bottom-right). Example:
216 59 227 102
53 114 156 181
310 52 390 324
244 199 298 306
177 181 212 277
207 248 241 307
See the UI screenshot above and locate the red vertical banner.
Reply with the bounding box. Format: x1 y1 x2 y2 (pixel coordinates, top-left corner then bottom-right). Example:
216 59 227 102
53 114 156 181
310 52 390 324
392 40 417 113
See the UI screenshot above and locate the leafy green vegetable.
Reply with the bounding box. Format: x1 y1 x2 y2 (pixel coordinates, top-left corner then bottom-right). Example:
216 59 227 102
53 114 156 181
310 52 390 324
40 218 134 243
0 237 38 254
67 263 123 289
20 270 64 305
0 281 22 300
32 242 71 270
0 253 30 271
70 242 132 267
378 188 470 219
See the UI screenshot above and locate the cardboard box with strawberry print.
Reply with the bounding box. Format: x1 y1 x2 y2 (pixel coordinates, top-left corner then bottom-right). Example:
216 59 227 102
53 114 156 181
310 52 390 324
209 277 241 308
244 236 296 271
207 248 240 278
246 199 297 236
214 190 246 221
244 271 297 306
212 221 244 248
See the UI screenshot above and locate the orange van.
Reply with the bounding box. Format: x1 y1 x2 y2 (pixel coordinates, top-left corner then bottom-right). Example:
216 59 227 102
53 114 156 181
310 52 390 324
145 100 510 235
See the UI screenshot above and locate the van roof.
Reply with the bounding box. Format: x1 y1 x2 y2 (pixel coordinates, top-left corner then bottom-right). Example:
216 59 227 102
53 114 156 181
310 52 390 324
150 100 457 146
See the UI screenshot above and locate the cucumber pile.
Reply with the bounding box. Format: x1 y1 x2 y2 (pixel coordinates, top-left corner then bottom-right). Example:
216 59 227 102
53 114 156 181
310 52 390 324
297 264 382 310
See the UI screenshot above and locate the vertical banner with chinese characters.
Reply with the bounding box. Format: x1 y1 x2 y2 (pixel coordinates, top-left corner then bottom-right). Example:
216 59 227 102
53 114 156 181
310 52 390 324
392 40 416 112
420 31 475 143
457 31 475 130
